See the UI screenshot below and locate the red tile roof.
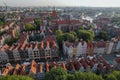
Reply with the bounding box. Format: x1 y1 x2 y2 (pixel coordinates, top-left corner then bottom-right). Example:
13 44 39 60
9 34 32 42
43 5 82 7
56 20 70 24
34 42 38 49
30 60 37 74
46 41 50 48
40 41 44 49
7 21 14 27
74 60 81 70
13 64 21 75
96 41 106 48
57 19 80 25
15 44 21 50
46 62 50 72
46 36 56 43
3 65 13 76
2 56 113 76
1 44 9 52
53 41 57 48
39 64 43 73
29 44 33 48
20 42 27 51
61 62 67 70
23 18 34 23
52 61 57 68
9 45 15 51
116 58 120 63
20 64 27 75
51 10 57 18
17 33 27 45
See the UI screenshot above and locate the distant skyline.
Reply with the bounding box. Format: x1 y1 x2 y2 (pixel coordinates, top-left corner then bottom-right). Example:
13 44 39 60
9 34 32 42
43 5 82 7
0 0 120 7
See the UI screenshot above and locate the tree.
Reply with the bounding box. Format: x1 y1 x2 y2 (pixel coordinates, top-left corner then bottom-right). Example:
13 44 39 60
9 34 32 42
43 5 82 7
55 30 63 49
7 13 14 18
73 72 103 80
77 29 94 42
111 17 120 27
4 37 18 46
62 33 76 42
25 23 35 31
84 72 103 80
70 31 77 37
105 74 117 80
44 67 67 80
111 71 120 80
74 72 86 80
0 21 4 26
0 30 4 36
55 30 63 36
0 75 33 80
67 74 75 80
78 26 84 30
88 29 95 38
14 30 20 39
34 18 42 29
96 31 108 41
5 37 14 46
0 15 5 23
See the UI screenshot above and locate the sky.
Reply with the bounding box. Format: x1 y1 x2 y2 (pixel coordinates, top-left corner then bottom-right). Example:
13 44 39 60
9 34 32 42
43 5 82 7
0 0 120 7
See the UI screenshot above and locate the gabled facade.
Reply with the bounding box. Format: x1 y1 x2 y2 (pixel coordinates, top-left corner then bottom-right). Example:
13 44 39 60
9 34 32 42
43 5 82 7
12 45 21 61
63 40 88 58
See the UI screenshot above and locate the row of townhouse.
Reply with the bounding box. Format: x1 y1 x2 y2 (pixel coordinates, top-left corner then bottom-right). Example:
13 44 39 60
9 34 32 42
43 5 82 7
27 36 59 60
63 40 88 58
0 35 59 64
2 55 114 79
27 29 53 42
63 39 120 58
0 44 9 64
0 32 28 64
0 24 20 47
0 21 14 32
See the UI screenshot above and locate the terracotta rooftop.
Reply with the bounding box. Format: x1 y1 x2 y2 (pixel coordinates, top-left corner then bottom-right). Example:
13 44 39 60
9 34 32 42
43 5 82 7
20 42 27 51
9 45 15 51
61 62 67 70
1 44 9 52
116 58 120 63
15 44 21 50
53 41 57 48
40 41 44 49
34 42 38 49
13 64 21 75
55 19 80 25
17 33 27 45
46 41 50 48
23 17 34 23
39 64 43 73
74 60 81 70
45 62 50 72
2 56 112 76
30 60 37 74
51 10 57 18
52 61 57 68
7 21 14 26
3 65 14 76
29 44 33 49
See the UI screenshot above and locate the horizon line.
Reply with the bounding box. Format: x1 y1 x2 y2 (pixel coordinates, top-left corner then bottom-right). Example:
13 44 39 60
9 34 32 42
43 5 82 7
0 5 120 8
